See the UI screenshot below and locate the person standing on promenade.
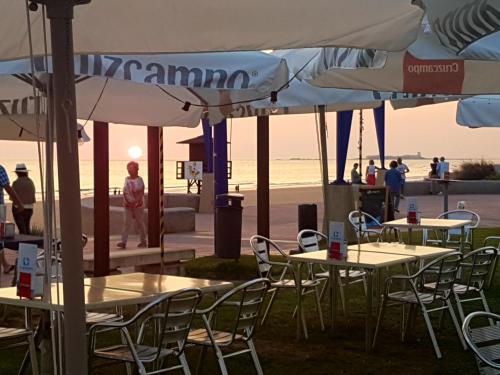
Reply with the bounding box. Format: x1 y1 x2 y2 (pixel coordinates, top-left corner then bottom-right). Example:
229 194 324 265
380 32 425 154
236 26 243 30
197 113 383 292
385 160 403 213
116 161 147 249
0 164 24 273
396 157 410 198
428 157 439 194
365 159 378 185
351 163 362 184
11 163 36 235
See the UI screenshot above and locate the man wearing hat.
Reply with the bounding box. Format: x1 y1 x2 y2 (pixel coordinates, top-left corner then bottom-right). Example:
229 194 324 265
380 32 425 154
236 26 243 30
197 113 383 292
0 163 24 273
11 163 36 235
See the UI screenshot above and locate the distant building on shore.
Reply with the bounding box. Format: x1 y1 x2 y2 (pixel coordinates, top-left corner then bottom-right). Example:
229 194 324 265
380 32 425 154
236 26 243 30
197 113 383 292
366 151 426 160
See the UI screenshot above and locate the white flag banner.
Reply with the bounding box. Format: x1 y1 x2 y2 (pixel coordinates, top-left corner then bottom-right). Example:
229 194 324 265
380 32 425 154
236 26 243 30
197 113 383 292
456 96 500 127
1 0 425 62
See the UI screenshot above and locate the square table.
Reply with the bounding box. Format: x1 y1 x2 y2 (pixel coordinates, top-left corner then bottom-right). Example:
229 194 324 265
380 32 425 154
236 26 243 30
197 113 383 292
347 242 455 260
289 249 417 352
382 218 471 249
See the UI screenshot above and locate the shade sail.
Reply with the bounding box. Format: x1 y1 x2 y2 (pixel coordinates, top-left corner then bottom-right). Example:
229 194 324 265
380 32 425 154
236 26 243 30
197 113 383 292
456 96 500 127
300 21 500 95
1 0 425 62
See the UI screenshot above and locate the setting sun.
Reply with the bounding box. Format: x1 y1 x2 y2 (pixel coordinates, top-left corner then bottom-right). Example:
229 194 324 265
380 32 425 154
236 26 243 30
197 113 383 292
127 145 143 160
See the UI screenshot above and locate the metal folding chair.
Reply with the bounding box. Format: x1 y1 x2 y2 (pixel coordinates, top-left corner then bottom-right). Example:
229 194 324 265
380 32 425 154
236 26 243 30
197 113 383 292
462 311 500 374
89 288 202 375
423 210 480 251
187 278 271 375
451 246 498 323
373 252 466 359
297 229 367 315
249 235 324 336
482 236 500 288
348 210 386 242
0 308 39 375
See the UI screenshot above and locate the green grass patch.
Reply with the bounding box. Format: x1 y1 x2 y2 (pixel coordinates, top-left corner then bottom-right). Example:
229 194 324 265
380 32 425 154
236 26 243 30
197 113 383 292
2 227 500 374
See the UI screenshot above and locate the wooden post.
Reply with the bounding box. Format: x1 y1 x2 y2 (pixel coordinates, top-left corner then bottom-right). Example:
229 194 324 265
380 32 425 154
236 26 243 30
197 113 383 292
257 116 270 238
93 121 109 276
148 127 160 247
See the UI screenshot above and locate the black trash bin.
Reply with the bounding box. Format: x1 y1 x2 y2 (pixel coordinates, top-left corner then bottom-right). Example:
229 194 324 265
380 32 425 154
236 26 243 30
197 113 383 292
298 204 317 232
215 194 244 259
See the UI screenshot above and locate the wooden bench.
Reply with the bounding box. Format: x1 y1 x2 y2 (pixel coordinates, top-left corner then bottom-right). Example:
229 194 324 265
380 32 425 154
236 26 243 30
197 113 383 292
83 247 196 274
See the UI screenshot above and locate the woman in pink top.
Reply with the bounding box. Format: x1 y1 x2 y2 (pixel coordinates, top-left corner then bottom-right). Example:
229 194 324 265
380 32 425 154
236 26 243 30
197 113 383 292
116 161 147 249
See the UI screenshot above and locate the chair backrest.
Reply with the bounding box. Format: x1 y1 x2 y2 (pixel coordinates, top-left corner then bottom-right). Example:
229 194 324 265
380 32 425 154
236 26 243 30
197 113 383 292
418 252 462 301
458 246 497 292
437 210 480 240
209 278 271 344
249 235 287 277
462 311 500 370
137 288 202 358
297 229 327 253
348 211 381 239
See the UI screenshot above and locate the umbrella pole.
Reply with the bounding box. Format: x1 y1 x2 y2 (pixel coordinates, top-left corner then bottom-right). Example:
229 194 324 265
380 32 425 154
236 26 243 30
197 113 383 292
358 110 364 251
43 2 88 374
318 105 329 233
159 128 165 274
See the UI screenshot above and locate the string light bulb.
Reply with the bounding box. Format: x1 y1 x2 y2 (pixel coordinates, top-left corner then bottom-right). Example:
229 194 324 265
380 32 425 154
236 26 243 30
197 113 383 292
182 101 191 111
270 91 279 114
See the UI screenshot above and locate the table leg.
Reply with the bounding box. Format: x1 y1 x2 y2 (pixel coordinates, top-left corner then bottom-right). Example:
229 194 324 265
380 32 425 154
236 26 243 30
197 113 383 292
294 262 306 340
460 226 465 253
408 228 413 245
329 265 338 329
365 268 374 352
442 229 448 248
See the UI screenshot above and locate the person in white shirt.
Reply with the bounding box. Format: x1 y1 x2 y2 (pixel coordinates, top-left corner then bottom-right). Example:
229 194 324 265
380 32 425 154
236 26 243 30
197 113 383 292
116 161 147 249
396 157 410 198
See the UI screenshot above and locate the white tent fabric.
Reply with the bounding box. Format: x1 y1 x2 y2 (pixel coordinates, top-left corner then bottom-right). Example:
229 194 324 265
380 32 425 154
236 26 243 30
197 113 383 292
1 0 425 62
0 51 291 131
422 0 500 60
456 96 500 127
298 22 500 95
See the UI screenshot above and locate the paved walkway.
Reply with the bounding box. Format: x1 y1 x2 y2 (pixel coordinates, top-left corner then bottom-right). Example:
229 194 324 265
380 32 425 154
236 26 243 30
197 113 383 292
2 193 499 285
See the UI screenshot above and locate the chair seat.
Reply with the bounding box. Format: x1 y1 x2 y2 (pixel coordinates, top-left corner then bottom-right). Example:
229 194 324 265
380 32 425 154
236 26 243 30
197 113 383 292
94 344 171 363
271 279 319 289
387 290 435 305
451 283 480 295
86 312 122 325
469 324 500 344
188 328 243 346
0 327 31 340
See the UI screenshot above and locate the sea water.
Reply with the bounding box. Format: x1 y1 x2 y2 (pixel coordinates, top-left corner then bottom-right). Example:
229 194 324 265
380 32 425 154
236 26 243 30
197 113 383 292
0 158 495 198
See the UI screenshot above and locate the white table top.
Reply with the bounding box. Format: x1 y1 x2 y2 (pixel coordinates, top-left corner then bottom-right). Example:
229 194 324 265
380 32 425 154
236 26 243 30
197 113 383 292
347 242 455 259
382 218 471 230
0 273 234 311
85 273 233 295
289 250 416 269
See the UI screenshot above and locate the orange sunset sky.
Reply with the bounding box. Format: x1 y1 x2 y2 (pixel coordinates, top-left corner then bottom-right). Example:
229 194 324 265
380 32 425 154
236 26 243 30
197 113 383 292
0 101 498 162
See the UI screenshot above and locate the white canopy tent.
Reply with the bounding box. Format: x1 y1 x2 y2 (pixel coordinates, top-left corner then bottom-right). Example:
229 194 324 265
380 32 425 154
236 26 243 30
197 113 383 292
1 0 426 62
456 96 500 127
293 20 500 95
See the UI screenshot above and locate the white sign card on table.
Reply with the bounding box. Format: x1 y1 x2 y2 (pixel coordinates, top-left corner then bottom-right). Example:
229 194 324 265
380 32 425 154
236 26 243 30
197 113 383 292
183 161 203 181
406 198 420 224
328 221 347 260
16 243 41 299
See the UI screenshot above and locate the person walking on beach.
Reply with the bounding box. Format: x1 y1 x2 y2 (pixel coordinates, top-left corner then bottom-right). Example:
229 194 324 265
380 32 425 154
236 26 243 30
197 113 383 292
396 157 410 198
365 160 378 185
0 164 24 273
351 163 361 184
11 163 36 235
385 160 403 213
116 161 147 249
